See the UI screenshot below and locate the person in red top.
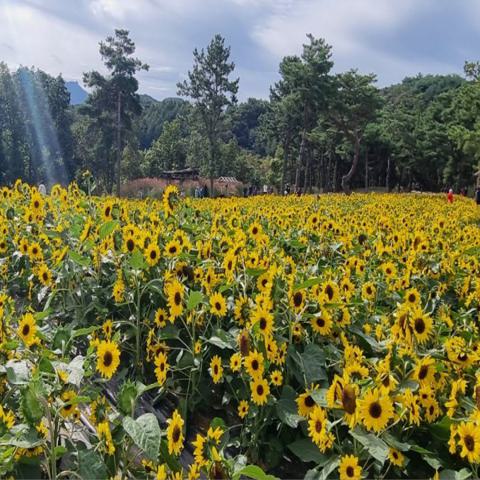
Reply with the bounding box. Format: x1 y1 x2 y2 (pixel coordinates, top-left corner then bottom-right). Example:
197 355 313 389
447 188 454 203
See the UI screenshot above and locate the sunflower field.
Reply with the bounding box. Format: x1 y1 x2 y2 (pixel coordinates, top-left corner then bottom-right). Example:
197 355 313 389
0 180 480 480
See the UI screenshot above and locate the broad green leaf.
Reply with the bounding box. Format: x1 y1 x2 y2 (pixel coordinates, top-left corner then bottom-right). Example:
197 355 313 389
304 455 340 480
233 465 279 480
206 329 235 350
6 360 30 385
287 439 328 464
277 385 303 428
350 428 389 465
294 277 323 292
123 413 161 462
118 381 137 416
21 382 44 424
78 449 108 480
99 220 118 240
69 250 91 267
67 356 85 386
129 249 146 269
187 290 204 311
440 469 472 480
301 344 327 384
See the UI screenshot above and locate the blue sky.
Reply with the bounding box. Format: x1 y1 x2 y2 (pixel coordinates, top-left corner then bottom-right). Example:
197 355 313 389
1 0 479 100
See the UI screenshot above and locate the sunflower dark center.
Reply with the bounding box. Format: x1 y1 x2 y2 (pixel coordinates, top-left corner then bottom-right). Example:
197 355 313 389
465 434 475 451
317 318 325 328
172 426 180 443
418 365 429 379
315 420 322 433
150 250 157 259
256 385 264 395
215 302 221 311
169 246 176 254
414 318 425 334
251 359 259 370
127 239 134 252
346 466 355 477
174 292 181 305
305 395 315 407
369 401 382 418
103 351 113 367
259 318 267 330
408 294 416 303
22 324 30 336
325 285 334 300
293 292 303 307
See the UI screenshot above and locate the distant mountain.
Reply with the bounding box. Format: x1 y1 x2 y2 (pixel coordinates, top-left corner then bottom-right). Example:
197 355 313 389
66 81 88 105
139 93 159 107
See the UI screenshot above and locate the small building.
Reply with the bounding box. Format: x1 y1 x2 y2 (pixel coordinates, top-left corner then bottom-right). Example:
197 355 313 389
215 176 243 196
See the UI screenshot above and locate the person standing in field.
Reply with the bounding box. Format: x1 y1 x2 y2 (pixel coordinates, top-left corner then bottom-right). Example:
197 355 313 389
447 188 454 203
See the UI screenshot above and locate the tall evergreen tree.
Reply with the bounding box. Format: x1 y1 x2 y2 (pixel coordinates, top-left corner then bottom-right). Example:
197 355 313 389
83 29 148 194
177 34 239 195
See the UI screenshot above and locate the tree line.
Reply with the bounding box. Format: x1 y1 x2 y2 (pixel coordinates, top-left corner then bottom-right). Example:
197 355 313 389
1 29 480 195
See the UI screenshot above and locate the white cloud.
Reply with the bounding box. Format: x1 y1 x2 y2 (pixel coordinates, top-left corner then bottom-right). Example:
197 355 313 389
251 0 429 58
0 2 102 80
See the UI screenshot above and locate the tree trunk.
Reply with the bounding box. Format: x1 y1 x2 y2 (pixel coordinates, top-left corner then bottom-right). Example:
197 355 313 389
303 146 311 192
364 149 369 191
341 136 360 195
295 103 308 192
209 137 215 197
281 136 290 194
116 91 122 196
386 155 391 192
333 155 338 192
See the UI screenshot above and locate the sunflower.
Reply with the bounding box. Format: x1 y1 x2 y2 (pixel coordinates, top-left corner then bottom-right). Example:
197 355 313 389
97 420 115 455
388 448 405 467
413 356 436 386
307 406 332 451
230 352 242 372
238 400 249 419
165 239 181 258
297 386 319 417
37 263 52 286
250 377 270 406
358 388 394 432
96 340 121 379
102 319 113 339
410 309 433 344
361 282 376 301
60 390 79 418
457 422 480 463
270 370 283 386
154 308 168 328
167 409 184 456
320 280 340 304
17 313 37 347
311 309 333 336
244 350 264 378
290 289 305 312
210 292 227 317
404 287 421 306
123 234 136 254
234 295 249 325
163 185 179 217
154 351 169 386
166 280 184 319
29 242 43 262
210 355 223 384
0 405 15 433
145 243 161 267
251 306 274 338
338 455 362 480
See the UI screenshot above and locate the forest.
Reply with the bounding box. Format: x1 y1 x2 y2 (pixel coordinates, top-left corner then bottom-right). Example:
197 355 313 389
1 29 480 195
